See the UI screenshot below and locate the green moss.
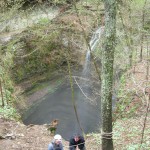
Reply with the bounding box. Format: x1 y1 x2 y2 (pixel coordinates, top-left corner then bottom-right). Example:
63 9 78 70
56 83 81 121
10 27 66 82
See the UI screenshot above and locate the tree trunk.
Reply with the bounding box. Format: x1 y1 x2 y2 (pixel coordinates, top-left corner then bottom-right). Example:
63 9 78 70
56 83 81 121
140 0 147 61
128 6 133 68
146 36 149 80
0 78 5 107
118 5 133 68
101 0 116 149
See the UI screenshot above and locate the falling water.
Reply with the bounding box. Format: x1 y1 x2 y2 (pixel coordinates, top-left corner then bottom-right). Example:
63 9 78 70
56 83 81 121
82 26 104 81
89 26 104 52
74 26 104 134
83 26 104 75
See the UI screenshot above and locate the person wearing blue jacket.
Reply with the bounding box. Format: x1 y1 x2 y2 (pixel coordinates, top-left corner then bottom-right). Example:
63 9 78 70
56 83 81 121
48 134 64 150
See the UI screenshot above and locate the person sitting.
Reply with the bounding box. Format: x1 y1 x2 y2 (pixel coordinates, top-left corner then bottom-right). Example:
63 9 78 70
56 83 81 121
48 134 64 150
47 119 59 135
69 133 86 150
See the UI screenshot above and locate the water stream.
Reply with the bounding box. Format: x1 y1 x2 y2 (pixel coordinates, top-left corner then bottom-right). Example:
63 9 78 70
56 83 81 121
83 26 104 75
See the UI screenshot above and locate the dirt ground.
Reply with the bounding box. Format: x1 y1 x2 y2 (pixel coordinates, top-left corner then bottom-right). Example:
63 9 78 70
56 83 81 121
0 117 69 150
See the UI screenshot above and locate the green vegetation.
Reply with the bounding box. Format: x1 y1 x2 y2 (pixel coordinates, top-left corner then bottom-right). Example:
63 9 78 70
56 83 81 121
11 28 64 82
113 118 150 149
0 47 21 120
0 105 21 120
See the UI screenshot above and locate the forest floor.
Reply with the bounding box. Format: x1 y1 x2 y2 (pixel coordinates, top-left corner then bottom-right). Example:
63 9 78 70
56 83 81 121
0 61 150 150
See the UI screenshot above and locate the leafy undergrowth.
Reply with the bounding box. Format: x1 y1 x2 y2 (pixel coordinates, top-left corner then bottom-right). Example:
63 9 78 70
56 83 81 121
0 106 21 121
85 114 150 150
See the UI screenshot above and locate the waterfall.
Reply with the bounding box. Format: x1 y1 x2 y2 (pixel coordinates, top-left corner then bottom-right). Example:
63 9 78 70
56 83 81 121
83 26 104 76
89 26 104 52
79 26 105 110
82 50 91 75
80 26 104 102
73 27 104 134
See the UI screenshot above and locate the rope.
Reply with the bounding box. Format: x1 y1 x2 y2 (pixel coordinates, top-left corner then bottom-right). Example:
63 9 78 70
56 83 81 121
63 132 113 148
101 131 113 139
63 141 87 148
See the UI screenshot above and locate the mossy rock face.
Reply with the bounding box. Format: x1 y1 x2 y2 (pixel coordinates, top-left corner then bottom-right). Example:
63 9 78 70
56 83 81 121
11 29 66 82
10 24 83 82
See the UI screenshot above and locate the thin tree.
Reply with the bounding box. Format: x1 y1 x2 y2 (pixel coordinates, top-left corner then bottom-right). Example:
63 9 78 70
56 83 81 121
118 2 133 68
146 35 149 80
101 0 116 149
140 0 147 61
0 78 5 107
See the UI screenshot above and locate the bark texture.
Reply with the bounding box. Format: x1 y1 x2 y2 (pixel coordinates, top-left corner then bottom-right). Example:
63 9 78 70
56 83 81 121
101 0 116 149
